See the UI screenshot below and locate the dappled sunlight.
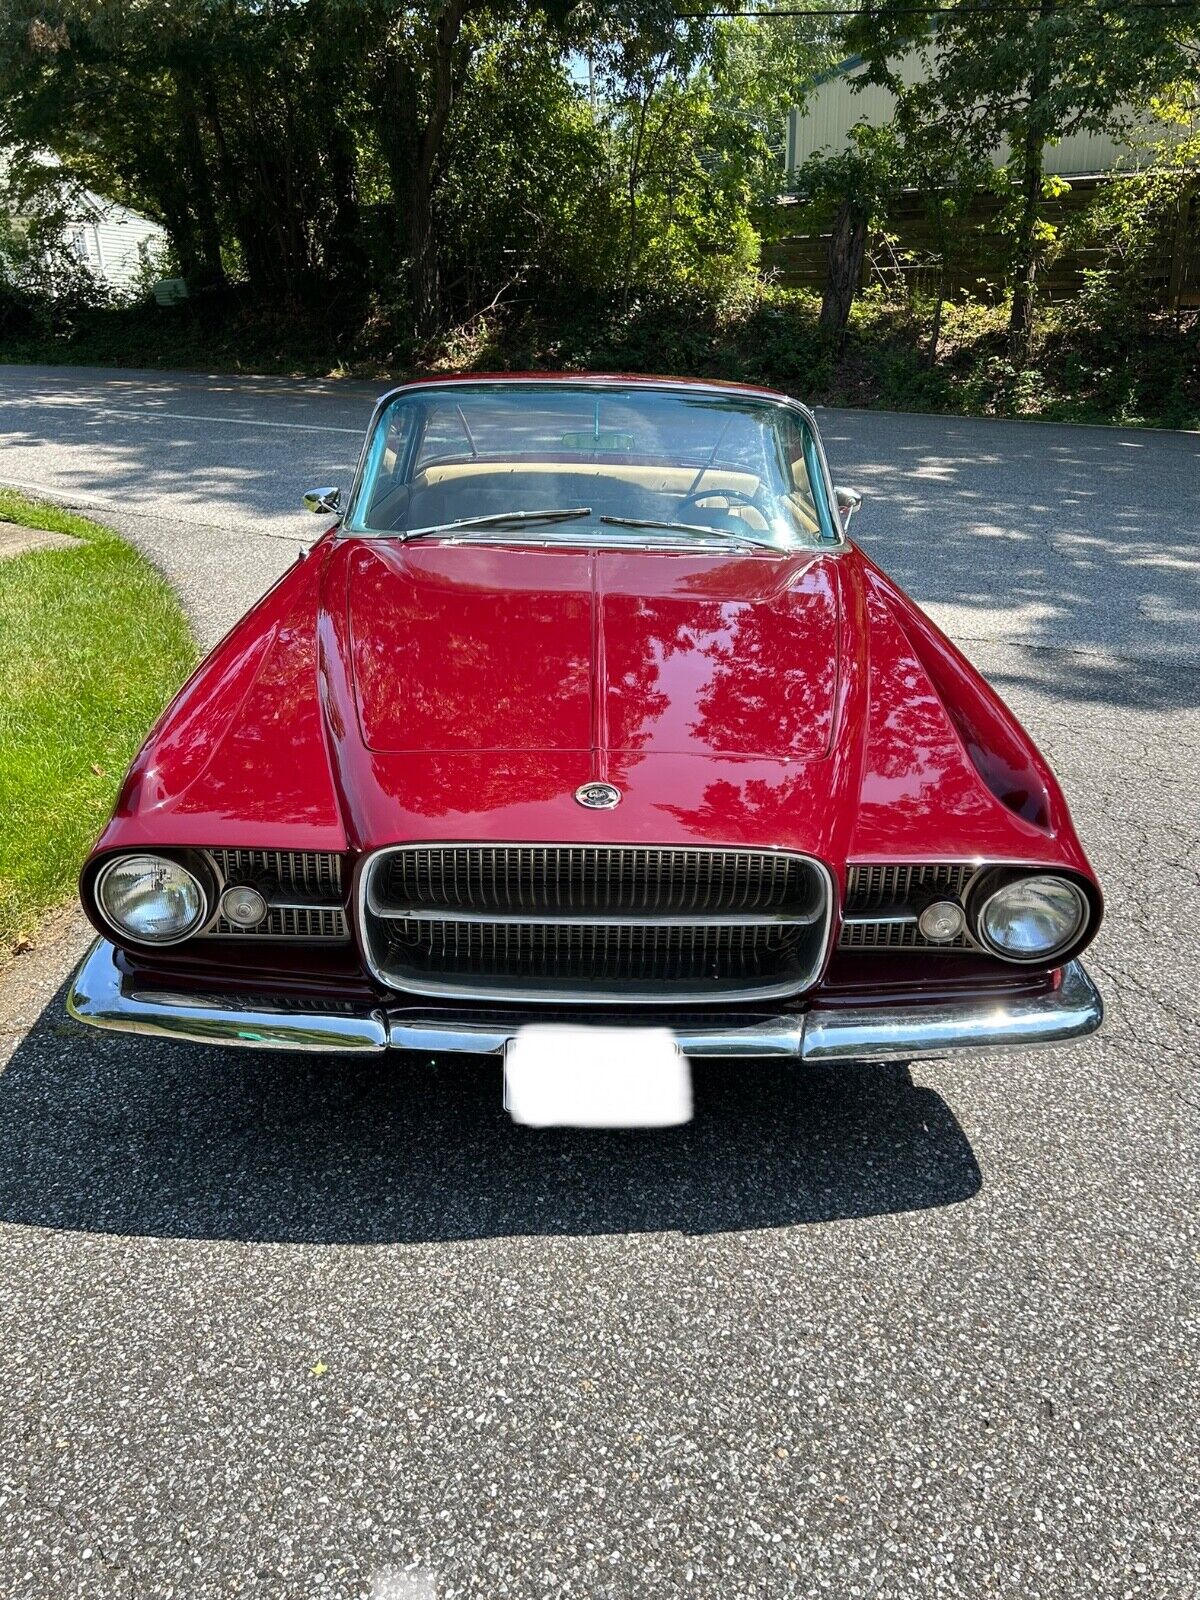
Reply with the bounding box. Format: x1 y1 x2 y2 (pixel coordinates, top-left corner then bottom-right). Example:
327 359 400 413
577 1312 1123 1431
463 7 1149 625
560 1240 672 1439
823 408 1200 712
0 371 370 551
1 371 1195 715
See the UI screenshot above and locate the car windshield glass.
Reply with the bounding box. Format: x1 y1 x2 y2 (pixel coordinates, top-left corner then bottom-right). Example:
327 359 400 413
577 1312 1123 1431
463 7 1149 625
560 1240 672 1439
344 382 839 548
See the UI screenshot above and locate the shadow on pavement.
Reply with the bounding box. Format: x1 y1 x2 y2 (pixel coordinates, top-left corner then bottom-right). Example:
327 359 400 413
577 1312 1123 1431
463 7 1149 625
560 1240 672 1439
822 412 1200 715
0 985 981 1244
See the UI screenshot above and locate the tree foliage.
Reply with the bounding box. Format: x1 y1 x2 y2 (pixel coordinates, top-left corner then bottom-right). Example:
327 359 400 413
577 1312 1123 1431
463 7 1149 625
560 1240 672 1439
0 0 779 335
846 0 1200 355
0 0 1197 373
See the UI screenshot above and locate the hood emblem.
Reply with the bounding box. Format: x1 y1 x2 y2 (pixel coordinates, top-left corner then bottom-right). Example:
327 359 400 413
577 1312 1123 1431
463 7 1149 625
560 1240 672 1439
575 781 622 810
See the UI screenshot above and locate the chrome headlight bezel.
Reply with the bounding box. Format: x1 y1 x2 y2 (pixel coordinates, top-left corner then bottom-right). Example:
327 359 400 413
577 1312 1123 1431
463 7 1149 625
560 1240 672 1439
94 852 210 947
970 870 1091 965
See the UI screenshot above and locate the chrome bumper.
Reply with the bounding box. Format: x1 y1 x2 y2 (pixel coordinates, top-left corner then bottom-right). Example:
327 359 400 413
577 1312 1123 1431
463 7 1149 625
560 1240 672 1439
67 939 1103 1062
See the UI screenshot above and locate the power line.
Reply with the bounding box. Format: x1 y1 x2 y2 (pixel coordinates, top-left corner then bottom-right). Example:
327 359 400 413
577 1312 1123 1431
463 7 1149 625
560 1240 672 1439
677 2 1198 15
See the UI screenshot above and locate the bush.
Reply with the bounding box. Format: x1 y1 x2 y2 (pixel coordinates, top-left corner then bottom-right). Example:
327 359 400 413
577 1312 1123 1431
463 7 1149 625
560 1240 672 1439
0 210 115 342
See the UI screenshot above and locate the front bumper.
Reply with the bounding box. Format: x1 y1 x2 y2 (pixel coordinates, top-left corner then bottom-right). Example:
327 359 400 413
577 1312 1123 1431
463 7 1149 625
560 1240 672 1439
67 938 1104 1062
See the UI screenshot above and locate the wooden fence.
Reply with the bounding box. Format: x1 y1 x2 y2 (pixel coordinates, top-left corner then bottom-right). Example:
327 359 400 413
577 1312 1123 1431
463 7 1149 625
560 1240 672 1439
762 176 1200 312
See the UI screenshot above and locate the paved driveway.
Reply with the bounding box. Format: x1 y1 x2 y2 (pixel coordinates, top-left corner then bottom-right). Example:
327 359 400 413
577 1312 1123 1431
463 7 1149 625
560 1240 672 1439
1 365 1197 1600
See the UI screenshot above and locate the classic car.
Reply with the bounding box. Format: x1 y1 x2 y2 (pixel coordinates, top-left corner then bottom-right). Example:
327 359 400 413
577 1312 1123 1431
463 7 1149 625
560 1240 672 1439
68 374 1103 1069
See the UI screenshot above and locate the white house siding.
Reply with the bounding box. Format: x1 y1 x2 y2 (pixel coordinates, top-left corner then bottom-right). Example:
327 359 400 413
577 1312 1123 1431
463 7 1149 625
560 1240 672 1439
788 55 1169 179
65 193 167 295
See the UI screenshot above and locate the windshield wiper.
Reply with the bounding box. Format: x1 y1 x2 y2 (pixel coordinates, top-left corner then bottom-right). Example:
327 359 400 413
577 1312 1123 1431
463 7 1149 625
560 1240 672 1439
402 507 592 541
598 515 769 550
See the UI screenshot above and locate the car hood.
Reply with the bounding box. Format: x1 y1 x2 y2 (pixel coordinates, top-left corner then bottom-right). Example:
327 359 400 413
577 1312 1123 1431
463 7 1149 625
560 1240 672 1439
347 541 841 762
92 533 1095 891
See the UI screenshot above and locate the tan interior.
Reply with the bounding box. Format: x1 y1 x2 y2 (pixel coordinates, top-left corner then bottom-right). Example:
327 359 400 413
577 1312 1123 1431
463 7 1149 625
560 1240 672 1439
366 457 821 539
418 461 763 494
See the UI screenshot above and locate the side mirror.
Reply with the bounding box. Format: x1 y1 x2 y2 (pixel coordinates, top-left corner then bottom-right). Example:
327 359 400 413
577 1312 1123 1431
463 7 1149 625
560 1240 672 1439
303 486 341 516
835 485 863 532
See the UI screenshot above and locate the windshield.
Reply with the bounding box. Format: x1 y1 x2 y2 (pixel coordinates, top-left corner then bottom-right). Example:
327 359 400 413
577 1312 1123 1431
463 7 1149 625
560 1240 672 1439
344 382 840 549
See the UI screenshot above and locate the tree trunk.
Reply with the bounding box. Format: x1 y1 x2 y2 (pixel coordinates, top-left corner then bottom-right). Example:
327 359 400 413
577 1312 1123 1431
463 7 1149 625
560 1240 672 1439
325 116 365 289
405 157 438 336
927 289 945 368
158 193 202 286
1007 117 1045 362
819 198 867 345
1007 0 1055 361
375 1 471 337
410 0 471 336
175 73 225 290
201 78 269 293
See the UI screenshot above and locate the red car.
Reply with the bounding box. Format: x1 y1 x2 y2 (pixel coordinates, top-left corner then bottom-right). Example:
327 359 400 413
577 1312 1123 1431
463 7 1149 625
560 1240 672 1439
68 375 1102 1064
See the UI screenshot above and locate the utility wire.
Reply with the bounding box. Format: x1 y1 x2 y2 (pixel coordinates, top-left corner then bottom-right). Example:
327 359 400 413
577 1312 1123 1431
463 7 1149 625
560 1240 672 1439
678 2 1198 15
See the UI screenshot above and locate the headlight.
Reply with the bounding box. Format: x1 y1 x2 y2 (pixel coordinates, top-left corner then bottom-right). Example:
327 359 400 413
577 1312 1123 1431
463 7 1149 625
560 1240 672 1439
976 874 1087 962
96 853 207 944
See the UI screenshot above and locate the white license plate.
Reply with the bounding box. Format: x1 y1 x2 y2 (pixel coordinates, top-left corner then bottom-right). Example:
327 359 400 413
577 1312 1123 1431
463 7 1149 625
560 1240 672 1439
503 1025 693 1128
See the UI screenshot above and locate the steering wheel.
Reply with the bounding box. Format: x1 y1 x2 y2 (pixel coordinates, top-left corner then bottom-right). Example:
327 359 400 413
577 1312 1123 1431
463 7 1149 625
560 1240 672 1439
676 486 761 520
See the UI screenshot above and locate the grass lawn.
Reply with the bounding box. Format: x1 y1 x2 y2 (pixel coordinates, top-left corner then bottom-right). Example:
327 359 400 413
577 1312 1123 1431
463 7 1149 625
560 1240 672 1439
0 491 197 960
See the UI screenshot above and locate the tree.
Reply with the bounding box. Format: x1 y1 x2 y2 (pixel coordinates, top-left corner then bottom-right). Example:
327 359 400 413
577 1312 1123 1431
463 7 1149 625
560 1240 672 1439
0 0 368 300
792 125 903 344
847 0 1200 359
709 6 839 207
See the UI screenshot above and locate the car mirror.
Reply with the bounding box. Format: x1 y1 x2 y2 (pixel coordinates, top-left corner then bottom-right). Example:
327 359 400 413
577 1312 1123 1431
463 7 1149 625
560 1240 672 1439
303 486 341 516
835 485 863 531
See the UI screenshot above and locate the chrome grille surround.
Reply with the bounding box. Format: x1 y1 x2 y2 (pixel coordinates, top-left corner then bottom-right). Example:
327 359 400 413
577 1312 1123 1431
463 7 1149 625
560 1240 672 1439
199 849 348 941
840 862 978 952
361 844 833 1003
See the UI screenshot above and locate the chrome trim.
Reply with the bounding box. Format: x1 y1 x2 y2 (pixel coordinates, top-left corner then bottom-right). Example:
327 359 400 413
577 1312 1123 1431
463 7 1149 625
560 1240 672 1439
841 910 918 926
357 843 835 1005
366 905 822 928
383 1013 808 1059
835 484 863 531
575 781 622 810
67 940 386 1053
67 940 1103 1062
303 486 341 516
801 960 1103 1062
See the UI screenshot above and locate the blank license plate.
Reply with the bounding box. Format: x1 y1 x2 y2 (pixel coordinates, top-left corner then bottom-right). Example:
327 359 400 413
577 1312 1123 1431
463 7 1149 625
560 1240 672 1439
503 1025 693 1128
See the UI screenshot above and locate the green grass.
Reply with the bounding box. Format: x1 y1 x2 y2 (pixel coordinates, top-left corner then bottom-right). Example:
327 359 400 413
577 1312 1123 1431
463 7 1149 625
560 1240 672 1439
0 491 197 958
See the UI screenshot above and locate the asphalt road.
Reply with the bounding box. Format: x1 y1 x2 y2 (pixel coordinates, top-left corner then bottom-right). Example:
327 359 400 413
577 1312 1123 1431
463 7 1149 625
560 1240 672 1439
1 364 1197 1600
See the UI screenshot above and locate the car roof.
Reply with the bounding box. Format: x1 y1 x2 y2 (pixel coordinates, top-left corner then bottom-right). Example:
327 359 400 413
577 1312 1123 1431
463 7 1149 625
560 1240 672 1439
371 371 799 409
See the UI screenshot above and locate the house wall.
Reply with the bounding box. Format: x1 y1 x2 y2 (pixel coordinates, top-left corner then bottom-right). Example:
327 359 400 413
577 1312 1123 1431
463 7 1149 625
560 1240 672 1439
65 195 167 295
786 53 1167 179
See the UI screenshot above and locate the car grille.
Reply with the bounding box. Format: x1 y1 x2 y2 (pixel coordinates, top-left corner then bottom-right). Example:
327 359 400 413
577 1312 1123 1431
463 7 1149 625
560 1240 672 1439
839 862 976 952
207 849 343 899
843 863 975 913
200 849 348 941
362 845 831 1003
207 906 349 940
382 844 808 916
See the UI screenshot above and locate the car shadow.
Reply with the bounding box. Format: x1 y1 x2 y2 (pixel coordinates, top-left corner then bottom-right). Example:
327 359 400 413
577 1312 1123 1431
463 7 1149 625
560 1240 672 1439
0 984 981 1244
